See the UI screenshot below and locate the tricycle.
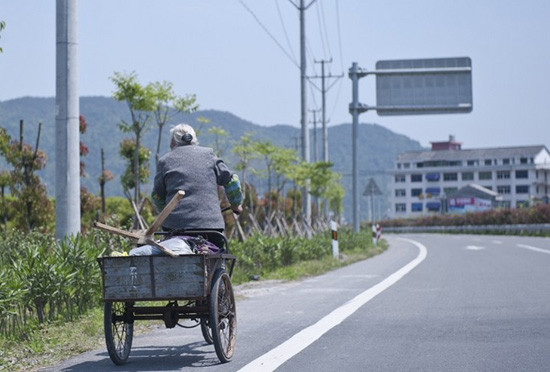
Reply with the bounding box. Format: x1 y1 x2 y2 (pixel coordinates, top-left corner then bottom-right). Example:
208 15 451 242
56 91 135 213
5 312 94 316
95 191 237 365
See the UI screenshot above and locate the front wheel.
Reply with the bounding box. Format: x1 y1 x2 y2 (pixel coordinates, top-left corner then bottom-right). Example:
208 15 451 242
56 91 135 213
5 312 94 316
210 269 237 363
104 301 134 365
200 318 214 345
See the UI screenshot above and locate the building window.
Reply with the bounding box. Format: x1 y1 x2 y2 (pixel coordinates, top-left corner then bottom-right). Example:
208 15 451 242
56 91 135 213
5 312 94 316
425 173 440 181
425 187 441 196
462 172 474 181
404 163 410 169
411 203 423 212
515 170 529 179
467 160 478 166
395 189 406 197
497 185 511 194
479 171 492 180
500 200 511 208
503 158 510 165
395 203 406 212
443 187 458 195
426 201 441 211
484 159 492 166
416 162 424 168
516 200 529 208
516 185 530 194
397 163 402 169
443 173 458 181
520 157 528 164
411 174 422 182
497 171 510 179
395 174 406 183
411 188 422 197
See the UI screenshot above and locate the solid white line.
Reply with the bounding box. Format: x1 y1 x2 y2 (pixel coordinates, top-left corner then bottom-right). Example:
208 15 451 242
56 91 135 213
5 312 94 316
517 244 550 255
237 238 427 372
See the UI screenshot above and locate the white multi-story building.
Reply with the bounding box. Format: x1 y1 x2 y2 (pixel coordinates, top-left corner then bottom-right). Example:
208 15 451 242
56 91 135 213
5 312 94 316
388 136 550 219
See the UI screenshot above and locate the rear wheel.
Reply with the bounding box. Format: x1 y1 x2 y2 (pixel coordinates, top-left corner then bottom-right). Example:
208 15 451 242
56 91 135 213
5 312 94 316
209 269 237 363
104 301 133 365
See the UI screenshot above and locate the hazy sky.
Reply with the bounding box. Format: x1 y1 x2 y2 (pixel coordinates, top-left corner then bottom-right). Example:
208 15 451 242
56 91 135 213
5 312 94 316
1 0 549 149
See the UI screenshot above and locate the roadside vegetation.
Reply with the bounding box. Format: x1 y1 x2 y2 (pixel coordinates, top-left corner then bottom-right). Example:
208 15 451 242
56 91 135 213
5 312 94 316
381 204 550 236
0 228 385 371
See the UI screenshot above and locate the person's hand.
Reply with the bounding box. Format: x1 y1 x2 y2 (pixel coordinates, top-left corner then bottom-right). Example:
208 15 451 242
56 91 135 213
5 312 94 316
231 205 243 215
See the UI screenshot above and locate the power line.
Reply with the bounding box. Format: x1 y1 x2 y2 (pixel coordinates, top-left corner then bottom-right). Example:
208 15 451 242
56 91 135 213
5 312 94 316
328 0 345 122
275 0 298 65
237 0 299 69
316 0 332 59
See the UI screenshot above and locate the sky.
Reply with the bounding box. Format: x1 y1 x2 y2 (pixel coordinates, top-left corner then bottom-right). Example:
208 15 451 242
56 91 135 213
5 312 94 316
1 0 549 149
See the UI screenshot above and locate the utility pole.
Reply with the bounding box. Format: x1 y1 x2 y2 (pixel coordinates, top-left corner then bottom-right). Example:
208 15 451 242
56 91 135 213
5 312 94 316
55 0 80 239
311 59 343 221
289 0 317 225
348 62 368 232
308 108 321 163
312 59 343 163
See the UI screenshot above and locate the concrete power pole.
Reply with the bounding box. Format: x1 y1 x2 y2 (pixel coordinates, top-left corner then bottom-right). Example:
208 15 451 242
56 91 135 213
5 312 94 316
55 0 80 239
311 59 343 220
308 108 321 163
348 62 368 232
312 59 343 164
290 0 316 225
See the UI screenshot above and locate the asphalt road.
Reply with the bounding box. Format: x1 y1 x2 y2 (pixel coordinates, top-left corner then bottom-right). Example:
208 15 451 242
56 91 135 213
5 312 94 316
41 234 550 372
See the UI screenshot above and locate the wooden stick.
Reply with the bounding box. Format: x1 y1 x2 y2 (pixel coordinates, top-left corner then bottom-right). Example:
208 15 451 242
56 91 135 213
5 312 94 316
93 222 141 242
145 238 179 257
145 190 185 236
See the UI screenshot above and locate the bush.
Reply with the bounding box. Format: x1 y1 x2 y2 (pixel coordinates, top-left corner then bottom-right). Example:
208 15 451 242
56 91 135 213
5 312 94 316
0 229 128 340
230 228 375 283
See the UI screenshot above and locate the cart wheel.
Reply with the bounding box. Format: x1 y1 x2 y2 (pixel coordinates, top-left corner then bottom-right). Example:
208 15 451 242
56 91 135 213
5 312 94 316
209 269 237 363
104 301 134 365
200 318 214 345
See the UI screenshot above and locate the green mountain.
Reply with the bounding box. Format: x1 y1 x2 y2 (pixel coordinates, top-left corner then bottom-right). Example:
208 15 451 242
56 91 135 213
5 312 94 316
0 96 423 222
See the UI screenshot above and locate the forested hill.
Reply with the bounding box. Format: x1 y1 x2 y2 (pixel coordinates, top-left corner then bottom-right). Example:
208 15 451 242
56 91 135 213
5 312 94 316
0 96 424 221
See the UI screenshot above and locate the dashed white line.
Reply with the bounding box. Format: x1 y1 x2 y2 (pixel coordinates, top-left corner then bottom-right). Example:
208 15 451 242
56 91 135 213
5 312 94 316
237 238 427 372
466 245 485 250
517 244 550 255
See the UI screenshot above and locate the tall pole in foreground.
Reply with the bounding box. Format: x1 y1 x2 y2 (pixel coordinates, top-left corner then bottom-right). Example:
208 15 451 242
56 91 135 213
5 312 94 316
299 0 311 224
348 62 368 232
55 0 80 239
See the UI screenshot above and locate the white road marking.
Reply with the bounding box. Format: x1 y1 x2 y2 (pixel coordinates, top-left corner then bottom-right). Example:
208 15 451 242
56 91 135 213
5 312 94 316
465 245 485 250
517 244 550 255
237 238 427 372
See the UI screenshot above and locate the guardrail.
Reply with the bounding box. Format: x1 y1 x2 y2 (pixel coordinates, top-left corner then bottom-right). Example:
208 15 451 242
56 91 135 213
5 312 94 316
381 224 550 235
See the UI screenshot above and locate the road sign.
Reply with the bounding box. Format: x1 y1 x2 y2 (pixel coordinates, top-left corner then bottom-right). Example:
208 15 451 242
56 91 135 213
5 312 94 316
374 57 472 116
363 178 383 196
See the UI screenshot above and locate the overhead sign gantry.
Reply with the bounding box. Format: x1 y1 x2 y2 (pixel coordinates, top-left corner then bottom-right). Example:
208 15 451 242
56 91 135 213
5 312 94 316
348 57 473 231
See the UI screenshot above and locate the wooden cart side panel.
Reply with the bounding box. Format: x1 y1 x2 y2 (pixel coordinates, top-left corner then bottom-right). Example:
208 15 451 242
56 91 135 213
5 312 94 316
98 255 208 301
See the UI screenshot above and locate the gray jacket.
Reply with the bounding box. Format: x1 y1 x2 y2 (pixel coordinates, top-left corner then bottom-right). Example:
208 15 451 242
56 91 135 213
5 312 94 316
153 145 233 231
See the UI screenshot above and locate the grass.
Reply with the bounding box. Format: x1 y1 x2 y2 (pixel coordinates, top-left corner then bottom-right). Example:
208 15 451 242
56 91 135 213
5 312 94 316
0 239 387 371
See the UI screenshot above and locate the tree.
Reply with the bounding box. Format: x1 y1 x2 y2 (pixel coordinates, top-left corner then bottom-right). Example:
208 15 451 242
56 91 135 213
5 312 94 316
233 133 260 212
0 21 5 53
0 121 53 231
98 148 114 215
119 138 150 193
110 71 155 204
150 81 198 166
79 115 89 176
208 126 229 157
